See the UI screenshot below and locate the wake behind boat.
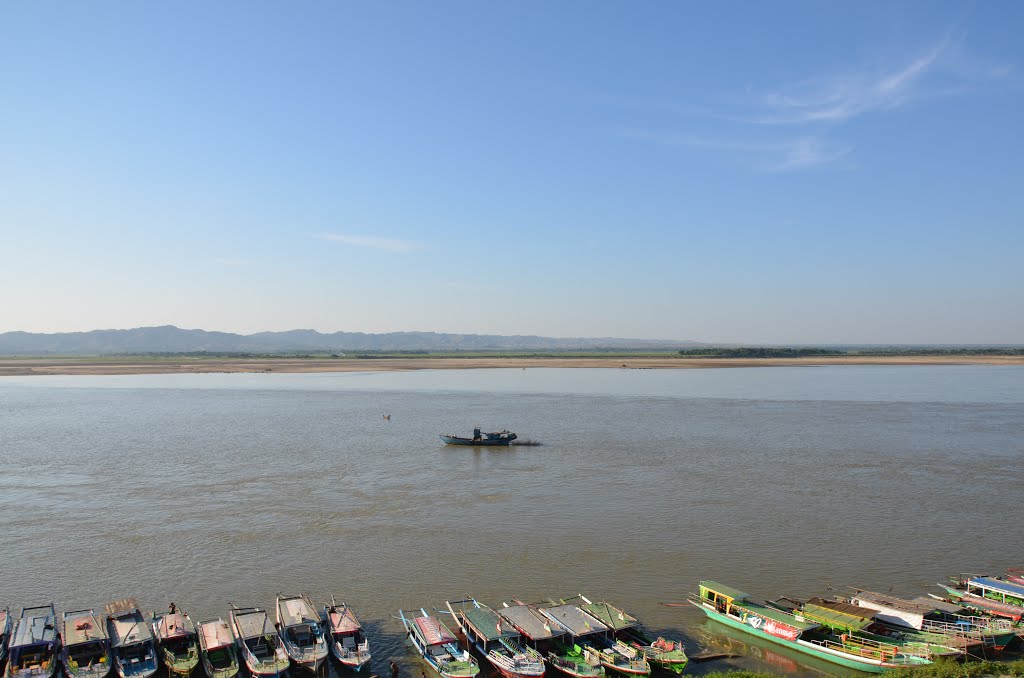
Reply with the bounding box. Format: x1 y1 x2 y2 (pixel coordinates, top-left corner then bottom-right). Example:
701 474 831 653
104 600 158 678
440 428 517 447
275 594 328 671
61 609 111 678
229 606 290 677
445 599 544 678
6 604 60 678
322 598 370 671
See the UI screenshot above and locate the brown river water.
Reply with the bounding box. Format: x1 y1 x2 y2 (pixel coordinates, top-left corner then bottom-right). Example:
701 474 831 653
1 366 1022 677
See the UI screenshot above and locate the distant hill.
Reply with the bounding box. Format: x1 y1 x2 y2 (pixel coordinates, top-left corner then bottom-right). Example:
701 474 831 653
0 325 697 355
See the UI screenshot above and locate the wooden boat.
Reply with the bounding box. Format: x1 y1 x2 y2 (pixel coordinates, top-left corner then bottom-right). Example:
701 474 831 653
151 608 199 677
104 601 158 678
275 594 328 671
195 619 239 678
938 576 1024 622
440 428 517 446
445 599 544 678
229 606 290 677
1005 569 1024 587
6 604 60 678
848 589 1017 651
570 597 686 674
495 604 579 678
321 598 371 671
547 598 649 677
529 601 607 678
397 608 479 678
61 609 111 678
690 581 940 673
1 607 10 667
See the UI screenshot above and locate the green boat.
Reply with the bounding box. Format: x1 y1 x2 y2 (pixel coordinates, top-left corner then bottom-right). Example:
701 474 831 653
690 581 938 673
152 609 200 677
569 597 687 675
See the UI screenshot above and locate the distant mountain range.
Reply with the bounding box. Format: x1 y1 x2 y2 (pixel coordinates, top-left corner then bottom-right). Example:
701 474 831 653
0 325 698 355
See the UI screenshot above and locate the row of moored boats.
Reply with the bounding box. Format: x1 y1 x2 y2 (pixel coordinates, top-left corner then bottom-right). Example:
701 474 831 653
689 570 1024 674
0 596 369 678
398 595 688 678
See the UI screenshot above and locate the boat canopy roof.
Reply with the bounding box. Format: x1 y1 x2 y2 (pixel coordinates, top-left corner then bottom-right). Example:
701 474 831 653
497 605 564 641
327 606 362 634
155 613 195 640
62 611 108 646
731 601 820 631
699 581 750 602
109 613 155 648
801 599 876 632
540 605 608 637
851 591 937 615
233 610 273 640
11 608 58 648
462 606 520 642
278 597 319 628
198 620 234 650
577 602 638 631
413 616 456 646
912 597 964 615
968 577 1024 598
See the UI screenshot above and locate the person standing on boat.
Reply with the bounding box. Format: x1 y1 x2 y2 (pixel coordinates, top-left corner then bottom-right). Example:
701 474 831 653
389 661 399 678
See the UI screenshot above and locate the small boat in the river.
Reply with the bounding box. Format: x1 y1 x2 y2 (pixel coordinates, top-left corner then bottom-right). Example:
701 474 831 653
937 575 1024 622
445 599 545 678
531 601 607 678
275 594 328 671
104 600 158 678
61 609 111 678
440 428 517 446
6 604 60 678
547 598 649 677
151 607 199 677
397 608 479 678
495 603 576 677
229 606 290 677
690 581 940 673
195 619 239 678
322 598 371 671
570 596 686 674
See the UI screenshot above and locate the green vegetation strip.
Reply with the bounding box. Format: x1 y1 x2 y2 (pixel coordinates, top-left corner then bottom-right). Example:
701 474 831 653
701 659 1024 678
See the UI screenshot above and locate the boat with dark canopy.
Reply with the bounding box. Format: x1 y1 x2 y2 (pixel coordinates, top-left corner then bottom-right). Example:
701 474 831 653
440 428 517 446
446 599 544 678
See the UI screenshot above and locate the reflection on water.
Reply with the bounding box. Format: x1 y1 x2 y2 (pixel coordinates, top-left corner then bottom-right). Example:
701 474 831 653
1 367 1022 678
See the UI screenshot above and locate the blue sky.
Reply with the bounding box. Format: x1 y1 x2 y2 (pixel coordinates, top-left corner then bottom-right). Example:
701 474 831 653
1 1 1021 343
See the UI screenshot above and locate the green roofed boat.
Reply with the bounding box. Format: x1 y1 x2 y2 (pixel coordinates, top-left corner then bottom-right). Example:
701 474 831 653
690 581 944 673
569 597 687 675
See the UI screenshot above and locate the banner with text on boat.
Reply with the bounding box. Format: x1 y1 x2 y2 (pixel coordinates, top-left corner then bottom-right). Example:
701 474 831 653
738 609 800 641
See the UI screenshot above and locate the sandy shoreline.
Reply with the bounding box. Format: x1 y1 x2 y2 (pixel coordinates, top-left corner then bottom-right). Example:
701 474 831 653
1 355 1022 376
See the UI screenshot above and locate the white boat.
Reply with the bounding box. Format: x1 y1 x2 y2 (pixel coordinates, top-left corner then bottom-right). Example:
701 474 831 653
321 598 371 671
151 608 199 677
196 619 239 678
6 604 60 678
275 595 328 672
229 606 289 677
104 600 158 678
61 610 111 678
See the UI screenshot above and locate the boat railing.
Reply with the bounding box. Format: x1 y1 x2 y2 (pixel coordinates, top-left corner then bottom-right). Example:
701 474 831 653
805 636 901 661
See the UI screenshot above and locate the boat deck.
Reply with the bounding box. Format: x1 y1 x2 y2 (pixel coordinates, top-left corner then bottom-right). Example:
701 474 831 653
278 597 319 627
497 605 564 641
62 611 107 646
233 611 273 640
11 608 58 648
198 620 234 650
109 613 154 647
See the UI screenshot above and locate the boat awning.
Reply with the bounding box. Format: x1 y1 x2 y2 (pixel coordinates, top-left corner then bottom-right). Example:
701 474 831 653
414 616 456 646
233 610 272 640
801 599 875 632
497 605 564 641
156 613 193 640
850 591 936 629
11 611 58 648
463 607 520 642
699 581 750 602
540 605 609 637
279 597 319 627
328 607 362 634
200 620 234 650
578 602 638 631
109 615 155 648
912 597 964 615
968 578 1024 599
62 611 108 646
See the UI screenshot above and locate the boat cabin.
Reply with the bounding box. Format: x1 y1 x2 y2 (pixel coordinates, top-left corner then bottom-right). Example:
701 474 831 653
325 604 367 653
9 606 59 675
850 591 942 630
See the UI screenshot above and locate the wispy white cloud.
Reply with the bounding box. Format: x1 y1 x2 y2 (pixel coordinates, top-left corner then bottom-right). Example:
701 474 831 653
618 128 852 172
210 257 253 268
751 34 1010 125
314 233 422 252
